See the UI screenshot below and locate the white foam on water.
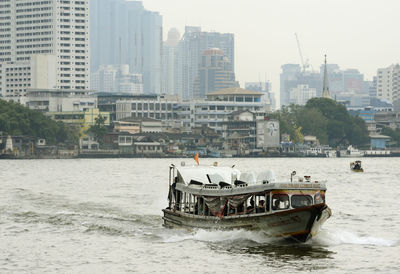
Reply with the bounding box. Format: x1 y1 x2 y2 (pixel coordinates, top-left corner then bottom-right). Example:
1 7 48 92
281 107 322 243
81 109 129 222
162 229 275 244
313 229 397 247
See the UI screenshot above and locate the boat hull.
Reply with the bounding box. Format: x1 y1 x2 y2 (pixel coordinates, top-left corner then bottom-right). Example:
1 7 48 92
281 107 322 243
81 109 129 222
162 203 331 242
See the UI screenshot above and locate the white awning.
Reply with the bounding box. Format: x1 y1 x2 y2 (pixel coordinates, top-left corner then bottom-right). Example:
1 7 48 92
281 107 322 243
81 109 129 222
177 165 241 185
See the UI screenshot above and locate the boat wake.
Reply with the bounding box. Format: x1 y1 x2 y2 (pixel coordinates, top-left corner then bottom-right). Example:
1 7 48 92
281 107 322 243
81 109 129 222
311 229 397 247
162 228 278 244
162 227 398 248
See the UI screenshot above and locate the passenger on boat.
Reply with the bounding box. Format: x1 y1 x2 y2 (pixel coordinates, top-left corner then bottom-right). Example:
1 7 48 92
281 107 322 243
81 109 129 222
237 203 244 213
195 197 204 215
272 198 280 210
246 197 255 213
171 178 181 210
256 200 265 213
354 162 361 170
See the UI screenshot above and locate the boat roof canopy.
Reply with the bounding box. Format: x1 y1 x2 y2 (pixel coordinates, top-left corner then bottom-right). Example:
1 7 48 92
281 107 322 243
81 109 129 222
177 166 240 185
176 165 276 186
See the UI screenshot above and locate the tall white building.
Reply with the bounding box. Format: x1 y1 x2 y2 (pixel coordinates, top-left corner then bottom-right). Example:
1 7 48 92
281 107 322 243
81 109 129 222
91 64 143 94
175 26 235 100
90 0 162 94
162 28 180 95
0 0 90 99
377 64 400 104
289 84 317 105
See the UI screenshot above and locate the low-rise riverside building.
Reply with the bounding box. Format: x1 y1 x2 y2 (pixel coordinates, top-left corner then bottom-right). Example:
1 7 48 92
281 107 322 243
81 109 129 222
222 110 280 155
115 94 179 121
113 119 141 135
369 134 391 149
374 111 400 129
26 89 97 112
97 92 147 122
134 142 163 155
177 87 271 134
111 88 272 134
45 108 110 127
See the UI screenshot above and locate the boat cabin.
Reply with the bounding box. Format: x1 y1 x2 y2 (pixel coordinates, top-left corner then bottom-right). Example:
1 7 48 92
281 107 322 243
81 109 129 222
167 164 326 218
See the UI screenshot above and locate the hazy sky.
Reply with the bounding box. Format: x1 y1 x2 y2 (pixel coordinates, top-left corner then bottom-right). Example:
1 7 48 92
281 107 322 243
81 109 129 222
142 0 400 98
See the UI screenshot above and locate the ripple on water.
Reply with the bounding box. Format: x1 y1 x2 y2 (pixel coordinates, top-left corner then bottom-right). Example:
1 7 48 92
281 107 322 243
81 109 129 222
1 158 400 273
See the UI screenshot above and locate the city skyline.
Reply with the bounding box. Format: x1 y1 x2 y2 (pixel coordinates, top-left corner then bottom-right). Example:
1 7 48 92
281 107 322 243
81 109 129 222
143 0 400 102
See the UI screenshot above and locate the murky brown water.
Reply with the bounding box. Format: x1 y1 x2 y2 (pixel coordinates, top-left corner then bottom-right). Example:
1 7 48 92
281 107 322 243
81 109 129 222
1 158 399 273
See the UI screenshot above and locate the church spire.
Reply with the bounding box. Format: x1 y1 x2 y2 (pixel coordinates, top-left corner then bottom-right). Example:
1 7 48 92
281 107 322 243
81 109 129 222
322 54 331 99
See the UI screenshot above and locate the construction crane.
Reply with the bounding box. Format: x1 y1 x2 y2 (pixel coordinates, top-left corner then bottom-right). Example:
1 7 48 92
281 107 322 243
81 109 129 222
294 33 311 73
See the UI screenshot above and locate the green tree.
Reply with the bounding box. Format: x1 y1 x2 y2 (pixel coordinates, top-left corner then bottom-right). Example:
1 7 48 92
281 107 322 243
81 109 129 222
297 108 328 144
0 99 73 145
293 126 304 144
270 97 369 147
381 127 400 146
88 115 107 146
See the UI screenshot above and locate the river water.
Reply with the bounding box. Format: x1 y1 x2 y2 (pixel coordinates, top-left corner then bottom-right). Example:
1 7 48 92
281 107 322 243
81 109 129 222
0 158 399 273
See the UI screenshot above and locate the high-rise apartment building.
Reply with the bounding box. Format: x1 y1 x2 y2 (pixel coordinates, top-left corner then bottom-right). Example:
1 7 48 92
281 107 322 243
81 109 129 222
90 0 162 93
280 64 322 107
280 64 301 107
0 0 90 99
162 28 180 95
175 26 234 100
91 64 143 94
280 61 371 107
376 64 400 104
290 84 317 105
193 48 238 98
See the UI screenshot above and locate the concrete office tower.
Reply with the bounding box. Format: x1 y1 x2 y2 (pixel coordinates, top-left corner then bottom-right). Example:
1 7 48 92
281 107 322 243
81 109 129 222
376 64 400 104
162 28 180 95
193 48 238 98
0 0 90 99
90 0 162 94
280 64 301 107
91 64 143 94
369 76 377 99
280 64 323 108
175 26 234 100
290 84 317 105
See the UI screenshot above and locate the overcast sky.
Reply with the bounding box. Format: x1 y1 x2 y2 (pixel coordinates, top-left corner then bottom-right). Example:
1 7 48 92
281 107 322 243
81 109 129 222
142 0 400 98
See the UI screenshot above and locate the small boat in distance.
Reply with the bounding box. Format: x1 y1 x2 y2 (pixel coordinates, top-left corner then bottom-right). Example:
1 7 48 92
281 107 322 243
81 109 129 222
350 160 364 172
339 145 364 158
162 162 331 242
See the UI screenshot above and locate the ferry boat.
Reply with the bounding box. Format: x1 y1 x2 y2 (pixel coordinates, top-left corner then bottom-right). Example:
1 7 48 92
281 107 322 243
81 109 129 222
162 163 331 242
350 160 364 172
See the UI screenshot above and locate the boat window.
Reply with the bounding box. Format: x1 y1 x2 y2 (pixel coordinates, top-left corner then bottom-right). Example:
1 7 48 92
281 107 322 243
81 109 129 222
272 194 289 210
314 192 325 204
291 195 313 208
